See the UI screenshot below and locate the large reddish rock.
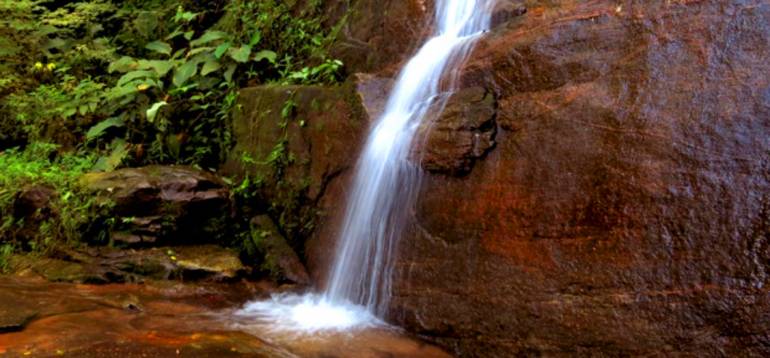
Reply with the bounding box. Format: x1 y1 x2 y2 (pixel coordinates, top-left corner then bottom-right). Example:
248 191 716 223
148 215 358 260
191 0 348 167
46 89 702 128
221 83 370 249
306 0 770 356
332 0 433 74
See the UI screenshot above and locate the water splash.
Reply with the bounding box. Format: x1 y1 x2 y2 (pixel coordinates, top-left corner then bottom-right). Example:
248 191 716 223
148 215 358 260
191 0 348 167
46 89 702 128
234 293 381 333
236 0 497 332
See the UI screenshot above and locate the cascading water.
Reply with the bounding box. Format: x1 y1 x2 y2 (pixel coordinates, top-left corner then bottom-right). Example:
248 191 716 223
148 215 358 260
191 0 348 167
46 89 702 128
235 0 496 333
324 0 497 316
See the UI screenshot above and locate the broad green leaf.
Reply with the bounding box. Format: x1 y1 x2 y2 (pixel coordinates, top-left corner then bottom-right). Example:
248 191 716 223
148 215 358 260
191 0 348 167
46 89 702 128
106 85 138 100
190 31 229 47
201 59 222 76
214 43 230 59
188 46 214 57
138 60 173 77
145 41 172 56
173 61 198 87
165 29 183 40
171 48 186 60
166 134 181 159
44 37 68 51
109 56 137 73
63 108 77 118
253 50 277 64
93 139 129 172
146 101 168 123
228 45 251 63
0 36 19 57
86 117 125 140
184 31 195 41
133 12 158 37
117 70 155 87
248 31 262 46
223 63 237 83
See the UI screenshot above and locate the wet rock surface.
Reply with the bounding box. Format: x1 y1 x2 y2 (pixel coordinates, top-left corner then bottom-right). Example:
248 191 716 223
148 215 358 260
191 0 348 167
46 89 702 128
332 0 433 74
222 83 368 247
5 185 58 244
249 216 311 286
12 245 246 284
0 276 450 357
304 0 770 356
393 0 770 356
0 291 37 333
80 166 230 246
417 86 497 176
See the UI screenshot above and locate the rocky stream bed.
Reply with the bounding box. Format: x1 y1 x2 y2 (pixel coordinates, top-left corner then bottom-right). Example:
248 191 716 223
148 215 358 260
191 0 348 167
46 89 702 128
0 274 448 357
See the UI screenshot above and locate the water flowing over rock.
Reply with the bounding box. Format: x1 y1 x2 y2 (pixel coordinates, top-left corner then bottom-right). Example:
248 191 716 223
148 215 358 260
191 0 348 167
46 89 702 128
323 0 499 317
300 0 770 356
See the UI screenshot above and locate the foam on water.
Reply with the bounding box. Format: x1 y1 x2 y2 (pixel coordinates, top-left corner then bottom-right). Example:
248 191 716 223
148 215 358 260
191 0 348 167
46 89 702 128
234 293 381 333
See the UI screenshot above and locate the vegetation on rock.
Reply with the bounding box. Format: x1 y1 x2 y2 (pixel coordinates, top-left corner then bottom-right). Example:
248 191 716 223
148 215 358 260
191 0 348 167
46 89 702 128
0 0 348 274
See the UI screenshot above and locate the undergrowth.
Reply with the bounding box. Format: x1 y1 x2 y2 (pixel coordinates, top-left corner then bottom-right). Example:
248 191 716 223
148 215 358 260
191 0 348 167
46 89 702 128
0 143 114 272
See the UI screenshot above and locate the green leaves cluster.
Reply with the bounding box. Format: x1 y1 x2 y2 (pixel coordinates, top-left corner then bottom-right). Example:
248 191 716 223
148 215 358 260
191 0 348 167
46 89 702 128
0 143 114 267
1 0 347 170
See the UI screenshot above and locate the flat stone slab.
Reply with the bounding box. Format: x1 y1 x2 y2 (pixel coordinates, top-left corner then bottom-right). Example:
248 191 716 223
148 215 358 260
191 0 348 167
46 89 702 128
0 292 38 333
11 245 247 284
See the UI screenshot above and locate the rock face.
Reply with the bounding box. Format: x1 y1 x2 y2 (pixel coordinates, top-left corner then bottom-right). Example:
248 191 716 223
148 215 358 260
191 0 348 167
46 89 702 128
6 185 58 244
221 83 368 249
417 87 497 175
80 166 230 246
12 245 246 284
332 0 432 74
301 0 770 356
249 216 311 286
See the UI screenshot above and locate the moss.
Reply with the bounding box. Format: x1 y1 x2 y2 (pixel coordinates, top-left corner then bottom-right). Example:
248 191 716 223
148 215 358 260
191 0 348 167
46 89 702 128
0 143 117 271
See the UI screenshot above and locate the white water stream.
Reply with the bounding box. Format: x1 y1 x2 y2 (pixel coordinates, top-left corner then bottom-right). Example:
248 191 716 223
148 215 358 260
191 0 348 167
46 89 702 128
235 0 496 333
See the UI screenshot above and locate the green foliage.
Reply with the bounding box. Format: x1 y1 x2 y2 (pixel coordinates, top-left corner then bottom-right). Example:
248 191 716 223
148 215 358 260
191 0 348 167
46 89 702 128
1 0 347 168
0 143 115 265
0 243 12 272
0 1 348 269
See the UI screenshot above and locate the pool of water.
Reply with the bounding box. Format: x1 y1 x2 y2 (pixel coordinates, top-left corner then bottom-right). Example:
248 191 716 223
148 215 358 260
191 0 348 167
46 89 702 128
0 275 450 357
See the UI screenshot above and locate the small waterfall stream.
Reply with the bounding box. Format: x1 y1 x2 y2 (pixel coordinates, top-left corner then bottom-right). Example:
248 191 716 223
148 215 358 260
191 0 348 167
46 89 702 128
236 0 496 333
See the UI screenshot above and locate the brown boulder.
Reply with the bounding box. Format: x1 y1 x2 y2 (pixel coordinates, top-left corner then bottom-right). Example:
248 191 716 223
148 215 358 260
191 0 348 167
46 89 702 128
80 166 230 246
332 0 433 74
305 0 770 356
248 216 311 286
14 245 246 284
7 185 58 244
221 83 369 246
390 0 770 356
417 86 497 175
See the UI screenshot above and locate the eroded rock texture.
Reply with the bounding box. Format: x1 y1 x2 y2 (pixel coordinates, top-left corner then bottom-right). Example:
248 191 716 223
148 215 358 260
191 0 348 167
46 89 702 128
228 0 770 355
80 166 230 246
221 83 369 255
305 0 770 356
388 0 770 356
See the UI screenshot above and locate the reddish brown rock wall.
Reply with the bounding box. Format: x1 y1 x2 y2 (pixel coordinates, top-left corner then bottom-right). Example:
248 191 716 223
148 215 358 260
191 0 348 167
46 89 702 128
387 0 770 356
307 0 770 356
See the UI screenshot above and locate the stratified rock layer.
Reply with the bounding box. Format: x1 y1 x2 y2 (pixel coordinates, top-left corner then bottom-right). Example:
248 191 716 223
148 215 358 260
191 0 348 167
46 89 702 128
80 166 230 246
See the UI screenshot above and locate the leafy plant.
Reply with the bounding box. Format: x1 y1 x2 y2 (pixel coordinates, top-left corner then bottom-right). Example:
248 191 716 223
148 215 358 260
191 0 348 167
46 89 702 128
0 142 115 259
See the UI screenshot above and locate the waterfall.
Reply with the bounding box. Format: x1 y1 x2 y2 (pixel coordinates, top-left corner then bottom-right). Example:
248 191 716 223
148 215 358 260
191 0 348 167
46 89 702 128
323 0 497 316
235 0 496 332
